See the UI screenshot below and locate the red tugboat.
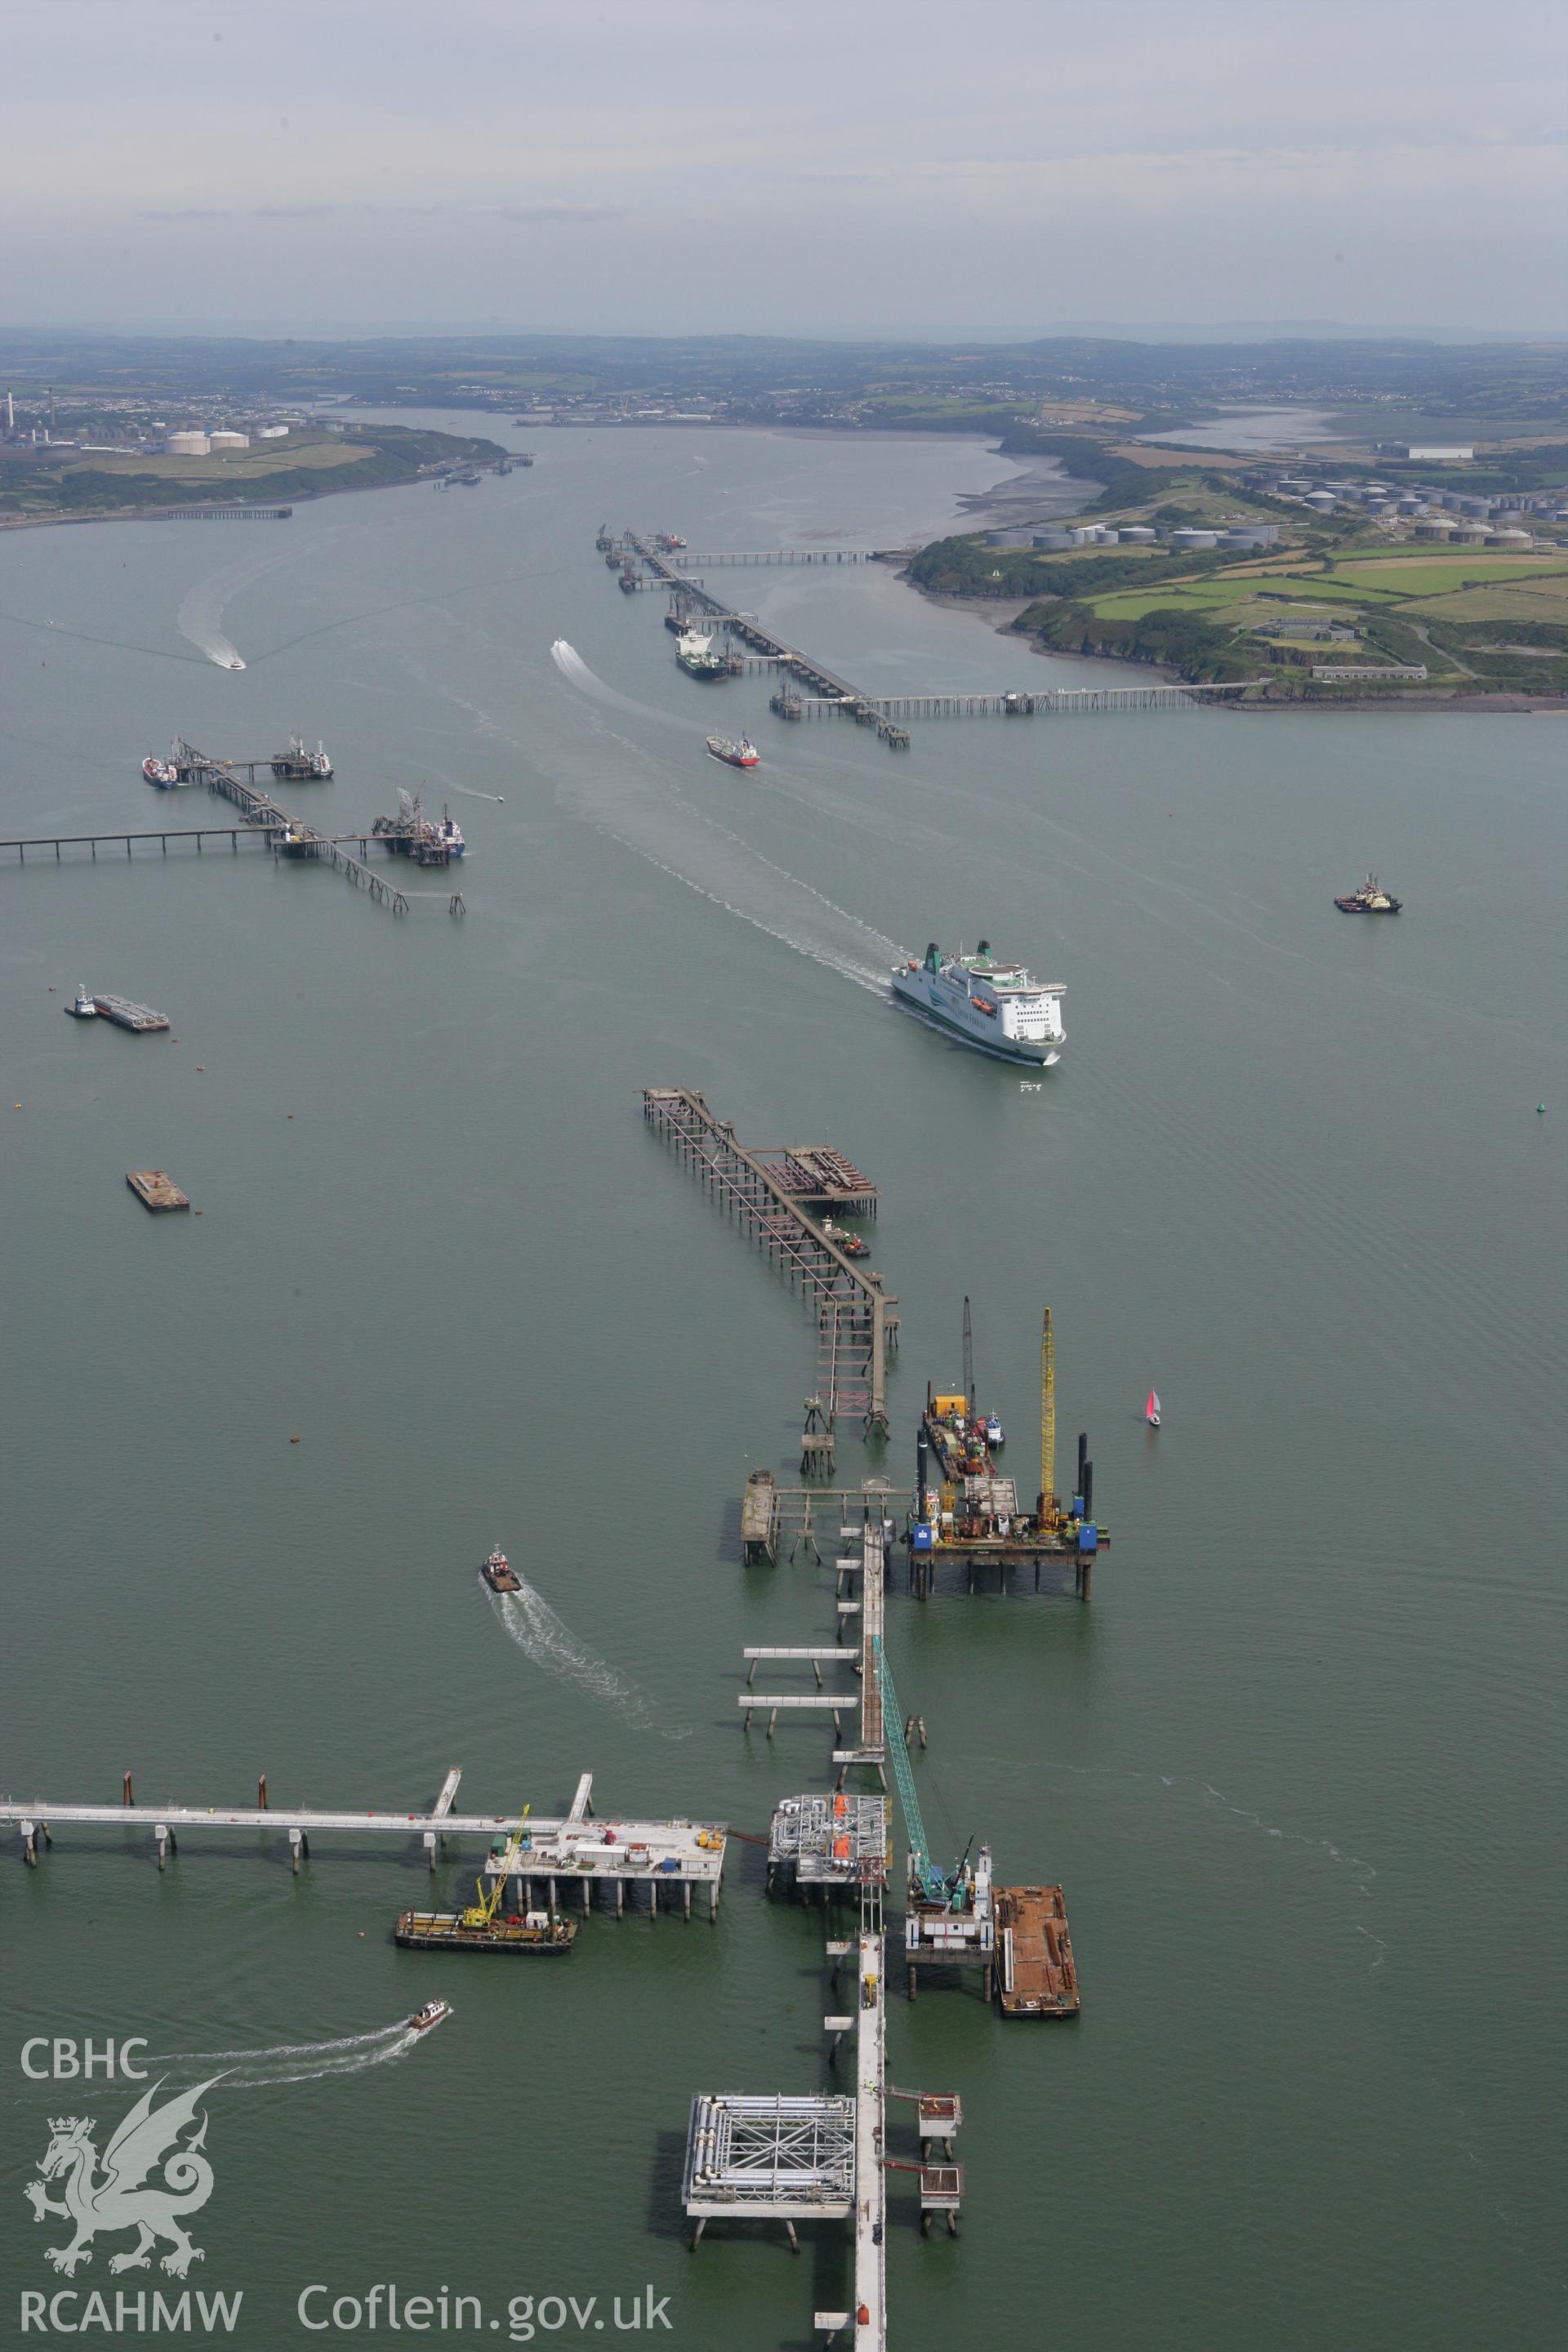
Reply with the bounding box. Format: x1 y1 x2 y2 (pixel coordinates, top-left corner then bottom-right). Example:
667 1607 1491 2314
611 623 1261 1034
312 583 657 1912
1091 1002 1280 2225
1334 874 1401 914
481 1546 520 1593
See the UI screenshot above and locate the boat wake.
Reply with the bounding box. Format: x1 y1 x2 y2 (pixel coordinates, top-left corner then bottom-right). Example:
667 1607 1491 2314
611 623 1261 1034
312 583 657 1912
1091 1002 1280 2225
548 649 897 997
550 637 700 734
146 2020 430 2091
176 580 246 671
486 1573 691 1741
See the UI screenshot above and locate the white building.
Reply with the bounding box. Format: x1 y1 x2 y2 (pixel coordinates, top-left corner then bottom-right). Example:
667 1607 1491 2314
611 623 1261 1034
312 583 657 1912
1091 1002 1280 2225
1379 443 1474 462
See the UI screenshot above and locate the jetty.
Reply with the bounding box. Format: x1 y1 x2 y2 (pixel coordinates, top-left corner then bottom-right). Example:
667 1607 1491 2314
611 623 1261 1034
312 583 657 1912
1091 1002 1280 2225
643 1088 894 1437
612 529 1248 742
0 1769 725 1915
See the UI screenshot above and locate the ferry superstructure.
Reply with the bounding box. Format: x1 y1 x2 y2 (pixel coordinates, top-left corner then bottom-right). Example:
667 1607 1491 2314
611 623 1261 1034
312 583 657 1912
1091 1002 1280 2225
891 940 1065 1066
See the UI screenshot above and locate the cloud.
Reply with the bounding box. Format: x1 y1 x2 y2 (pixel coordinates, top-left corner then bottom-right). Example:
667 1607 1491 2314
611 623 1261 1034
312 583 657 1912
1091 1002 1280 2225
492 200 624 225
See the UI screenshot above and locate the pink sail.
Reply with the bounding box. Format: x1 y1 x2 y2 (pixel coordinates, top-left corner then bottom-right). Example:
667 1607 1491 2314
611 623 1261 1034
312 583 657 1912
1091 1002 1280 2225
1146 1390 1161 1423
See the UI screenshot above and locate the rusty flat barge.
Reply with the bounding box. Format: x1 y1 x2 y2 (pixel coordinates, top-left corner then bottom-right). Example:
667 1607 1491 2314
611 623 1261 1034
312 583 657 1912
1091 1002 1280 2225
996 1885 1079 2017
126 1170 189 1213
394 1909 577 1953
94 994 170 1032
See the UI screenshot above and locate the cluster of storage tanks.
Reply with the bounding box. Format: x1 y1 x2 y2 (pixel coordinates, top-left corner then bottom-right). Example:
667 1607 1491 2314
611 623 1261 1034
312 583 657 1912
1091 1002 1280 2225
163 428 256 456
984 522 1279 554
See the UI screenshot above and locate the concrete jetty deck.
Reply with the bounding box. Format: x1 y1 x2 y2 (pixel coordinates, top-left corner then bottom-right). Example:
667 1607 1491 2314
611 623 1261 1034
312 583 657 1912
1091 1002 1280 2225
1 1769 725 1910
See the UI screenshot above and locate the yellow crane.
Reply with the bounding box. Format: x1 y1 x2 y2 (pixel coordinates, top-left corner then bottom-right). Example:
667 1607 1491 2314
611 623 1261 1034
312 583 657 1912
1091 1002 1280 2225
460 1804 532 1929
1039 1307 1058 1529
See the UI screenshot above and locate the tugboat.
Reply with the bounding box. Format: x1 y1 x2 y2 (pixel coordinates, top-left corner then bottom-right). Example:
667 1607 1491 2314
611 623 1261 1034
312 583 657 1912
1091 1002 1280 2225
64 984 98 1020
408 1999 452 2034
676 627 727 681
984 1414 1004 1449
822 1218 869 1258
142 753 179 788
482 1546 520 1593
1334 874 1401 915
706 734 760 769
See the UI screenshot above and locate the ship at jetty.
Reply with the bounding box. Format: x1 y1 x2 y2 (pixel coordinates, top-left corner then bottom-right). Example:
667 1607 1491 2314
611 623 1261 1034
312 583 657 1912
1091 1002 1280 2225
141 753 179 788
1334 874 1401 915
270 734 333 782
676 627 727 681
892 940 1066 1066
372 791 466 864
706 734 759 769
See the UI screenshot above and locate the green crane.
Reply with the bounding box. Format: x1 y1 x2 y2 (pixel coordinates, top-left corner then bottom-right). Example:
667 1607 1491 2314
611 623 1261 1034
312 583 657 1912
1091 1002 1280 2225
873 1636 950 1904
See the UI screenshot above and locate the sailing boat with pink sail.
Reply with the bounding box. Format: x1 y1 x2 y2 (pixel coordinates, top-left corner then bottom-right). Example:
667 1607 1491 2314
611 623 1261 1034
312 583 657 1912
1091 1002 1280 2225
1145 1389 1161 1428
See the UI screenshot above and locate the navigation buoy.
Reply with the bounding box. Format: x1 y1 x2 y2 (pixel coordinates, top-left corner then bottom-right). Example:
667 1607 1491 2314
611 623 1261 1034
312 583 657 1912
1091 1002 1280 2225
1538 1103 1547 1114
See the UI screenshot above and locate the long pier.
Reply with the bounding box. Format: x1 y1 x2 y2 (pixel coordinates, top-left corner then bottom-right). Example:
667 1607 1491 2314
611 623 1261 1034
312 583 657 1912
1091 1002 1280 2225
2 826 281 862
617 530 1249 739
1 1769 725 1913
643 1088 893 1437
669 549 872 568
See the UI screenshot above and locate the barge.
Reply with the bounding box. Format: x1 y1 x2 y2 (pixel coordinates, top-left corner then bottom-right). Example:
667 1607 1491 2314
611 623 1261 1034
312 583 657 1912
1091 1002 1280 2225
996 1886 1079 2017
126 1171 189 1213
91 994 171 1032
394 1908 576 1954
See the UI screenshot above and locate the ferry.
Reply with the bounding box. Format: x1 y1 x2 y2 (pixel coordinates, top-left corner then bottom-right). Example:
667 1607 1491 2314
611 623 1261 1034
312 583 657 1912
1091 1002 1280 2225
891 940 1065 1067
706 734 759 769
142 754 179 788
1334 874 1401 915
408 1999 452 2034
676 627 727 681
481 1547 520 1593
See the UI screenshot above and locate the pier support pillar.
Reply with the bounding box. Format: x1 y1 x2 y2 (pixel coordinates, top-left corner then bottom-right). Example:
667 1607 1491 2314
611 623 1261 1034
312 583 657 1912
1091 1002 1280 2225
709 1879 718 1921
258 1774 269 1811
784 2221 800 2254
581 1878 591 1914
617 1880 625 1917
690 2220 706 2251
650 1880 658 1919
289 1828 308 1874
21 1820 37 1866
155 1825 171 1872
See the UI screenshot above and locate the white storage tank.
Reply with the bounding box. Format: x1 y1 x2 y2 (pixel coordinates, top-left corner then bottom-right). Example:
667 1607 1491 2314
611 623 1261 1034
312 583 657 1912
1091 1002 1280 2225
1302 492 1338 514
208 430 249 451
256 425 290 440
1116 525 1156 542
1486 528 1531 546
1169 528 1218 550
1094 528 1120 545
1414 520 1454 540
164 430 209 456
1031 531 1071 550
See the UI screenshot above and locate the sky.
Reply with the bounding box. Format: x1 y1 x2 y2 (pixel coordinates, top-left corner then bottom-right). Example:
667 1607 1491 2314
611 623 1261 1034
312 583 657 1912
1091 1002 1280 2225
4 0 1565 339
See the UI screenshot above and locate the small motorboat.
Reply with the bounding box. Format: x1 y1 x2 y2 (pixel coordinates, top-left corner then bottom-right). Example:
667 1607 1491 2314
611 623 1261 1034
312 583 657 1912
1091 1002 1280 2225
706 734 760 769
64 984 98 1020
1334 874 1401 914
482 1546 520 1593
408 1999 452 2034
984 1414 1004 1449
1146 1389 1161 1429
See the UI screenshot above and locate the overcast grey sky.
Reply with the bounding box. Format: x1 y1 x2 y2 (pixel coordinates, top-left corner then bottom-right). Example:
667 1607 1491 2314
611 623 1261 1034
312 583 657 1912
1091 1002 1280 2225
5 0 1564 336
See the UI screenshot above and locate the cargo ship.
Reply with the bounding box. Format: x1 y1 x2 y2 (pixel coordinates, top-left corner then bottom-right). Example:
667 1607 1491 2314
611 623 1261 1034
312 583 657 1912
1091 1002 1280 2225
891 940 1065 1067
676 628 727 681
1334 874 1401 914
142 753 179 788
270 735 333 781
706 734 759 768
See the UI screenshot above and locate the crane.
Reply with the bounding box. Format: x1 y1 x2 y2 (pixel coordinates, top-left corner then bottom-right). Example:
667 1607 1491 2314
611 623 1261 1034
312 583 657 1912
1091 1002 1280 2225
1039 1306 1058 1529
460 1803 532 1929
962 1295 974 1420
873 1637 953 1904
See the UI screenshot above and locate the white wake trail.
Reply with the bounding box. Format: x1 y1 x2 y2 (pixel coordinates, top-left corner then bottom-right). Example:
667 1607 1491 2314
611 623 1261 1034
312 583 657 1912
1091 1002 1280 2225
550 637 701 734
148 2020 432 2090
485 1573 691 1740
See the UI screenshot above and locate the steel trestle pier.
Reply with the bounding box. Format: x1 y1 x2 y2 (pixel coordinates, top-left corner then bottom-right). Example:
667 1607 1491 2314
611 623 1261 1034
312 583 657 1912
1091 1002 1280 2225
644 1089 893 1437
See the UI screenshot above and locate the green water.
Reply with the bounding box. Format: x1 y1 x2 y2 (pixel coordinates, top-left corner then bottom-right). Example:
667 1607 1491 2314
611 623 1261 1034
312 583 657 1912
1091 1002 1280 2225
2 423 1564 2350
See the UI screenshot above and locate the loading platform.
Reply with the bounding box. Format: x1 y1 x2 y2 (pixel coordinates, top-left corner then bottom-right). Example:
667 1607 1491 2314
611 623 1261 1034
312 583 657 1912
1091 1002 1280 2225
1 1769 725 1913
643 1089 894 1437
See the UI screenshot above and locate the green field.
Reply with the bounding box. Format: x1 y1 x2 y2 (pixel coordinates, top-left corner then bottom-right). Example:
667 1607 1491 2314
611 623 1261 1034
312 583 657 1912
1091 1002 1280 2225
74 434 371 483
1326 556 1568 595
1088 575 1404 621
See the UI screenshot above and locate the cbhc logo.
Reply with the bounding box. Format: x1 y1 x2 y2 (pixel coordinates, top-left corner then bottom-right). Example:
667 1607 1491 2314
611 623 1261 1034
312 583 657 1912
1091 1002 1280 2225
20 2039 149 2079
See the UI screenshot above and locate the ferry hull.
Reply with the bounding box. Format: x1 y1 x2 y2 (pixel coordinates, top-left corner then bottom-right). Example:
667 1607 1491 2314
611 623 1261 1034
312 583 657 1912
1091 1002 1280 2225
891 973 1061 1066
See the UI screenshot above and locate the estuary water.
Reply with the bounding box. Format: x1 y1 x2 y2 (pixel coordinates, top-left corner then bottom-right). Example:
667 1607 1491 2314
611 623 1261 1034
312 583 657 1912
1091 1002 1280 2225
2 422 1564 2350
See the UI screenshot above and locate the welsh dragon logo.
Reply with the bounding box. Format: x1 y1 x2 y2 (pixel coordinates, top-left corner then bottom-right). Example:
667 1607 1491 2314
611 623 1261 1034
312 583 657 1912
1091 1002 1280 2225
24 2076 223 2277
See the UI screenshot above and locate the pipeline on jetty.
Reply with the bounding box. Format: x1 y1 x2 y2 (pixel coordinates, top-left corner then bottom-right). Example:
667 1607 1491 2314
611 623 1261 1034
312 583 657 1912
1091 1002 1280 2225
174 739 412 912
